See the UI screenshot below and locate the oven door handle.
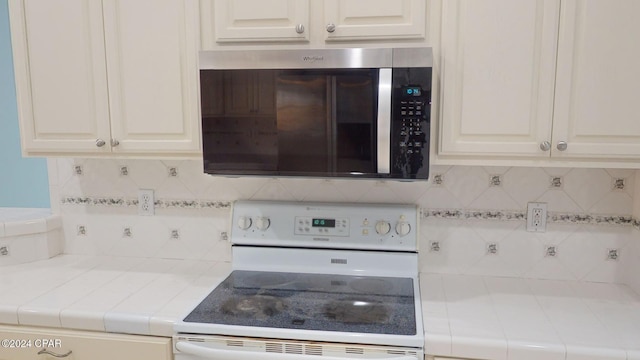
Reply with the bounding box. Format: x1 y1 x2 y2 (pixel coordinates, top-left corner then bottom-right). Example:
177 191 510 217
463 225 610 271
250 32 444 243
175 341 417 360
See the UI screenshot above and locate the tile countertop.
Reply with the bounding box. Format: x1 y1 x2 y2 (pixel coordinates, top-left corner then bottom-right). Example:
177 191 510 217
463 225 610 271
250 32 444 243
421 274 640 360
1 256 640 360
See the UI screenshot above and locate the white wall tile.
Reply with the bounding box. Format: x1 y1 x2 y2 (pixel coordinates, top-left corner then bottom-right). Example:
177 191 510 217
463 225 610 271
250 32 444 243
48 159 640 287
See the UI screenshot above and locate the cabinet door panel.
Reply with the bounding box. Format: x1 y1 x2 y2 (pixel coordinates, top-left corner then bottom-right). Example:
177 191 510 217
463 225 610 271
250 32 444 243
324 0 425 41
103 0 200 153
211 0 309 42
0 326 171 360
552 0 640 159
9 0 111 154
439 0 560 158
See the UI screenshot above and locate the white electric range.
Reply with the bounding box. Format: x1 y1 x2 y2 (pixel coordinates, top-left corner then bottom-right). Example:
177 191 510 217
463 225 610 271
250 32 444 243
174 200 424 360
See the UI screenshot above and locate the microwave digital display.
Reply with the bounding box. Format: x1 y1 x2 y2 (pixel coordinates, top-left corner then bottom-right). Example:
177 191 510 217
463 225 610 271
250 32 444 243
402 86 422 96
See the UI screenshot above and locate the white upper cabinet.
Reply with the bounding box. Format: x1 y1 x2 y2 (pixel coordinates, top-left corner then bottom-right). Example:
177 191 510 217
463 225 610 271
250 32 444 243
439 0 560 159
9 0 200 157
323 0 426 41
202 0 426 45
9 0 111 153
552 0 640 160
102 0 200 154
210 0 310 42
438 0 640 165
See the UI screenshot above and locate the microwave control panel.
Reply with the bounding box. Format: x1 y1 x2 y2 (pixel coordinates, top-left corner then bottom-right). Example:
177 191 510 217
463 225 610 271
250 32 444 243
391 68 432 180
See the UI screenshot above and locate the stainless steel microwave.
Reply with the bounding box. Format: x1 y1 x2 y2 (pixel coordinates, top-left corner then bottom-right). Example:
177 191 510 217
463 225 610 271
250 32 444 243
199 47 432 180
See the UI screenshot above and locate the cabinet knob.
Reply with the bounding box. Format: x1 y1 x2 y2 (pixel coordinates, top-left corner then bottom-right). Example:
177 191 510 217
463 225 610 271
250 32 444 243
326 23 336 33
111 139 120 147
557 141 568 151
295 24 305 34
539 141 551 151
95 139 106 147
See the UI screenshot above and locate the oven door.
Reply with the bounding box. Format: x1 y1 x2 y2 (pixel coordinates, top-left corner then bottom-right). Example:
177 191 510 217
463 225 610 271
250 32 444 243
174 335 423 360
201 67 390 178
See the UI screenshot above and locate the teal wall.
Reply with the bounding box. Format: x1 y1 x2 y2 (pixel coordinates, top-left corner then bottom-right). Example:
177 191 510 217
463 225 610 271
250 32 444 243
0 0 50 208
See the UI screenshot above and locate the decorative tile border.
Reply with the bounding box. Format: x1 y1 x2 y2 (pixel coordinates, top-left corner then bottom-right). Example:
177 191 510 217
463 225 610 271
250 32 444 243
61 197 231 209
60 197 639 228
422 208 635 227
422 209 526 221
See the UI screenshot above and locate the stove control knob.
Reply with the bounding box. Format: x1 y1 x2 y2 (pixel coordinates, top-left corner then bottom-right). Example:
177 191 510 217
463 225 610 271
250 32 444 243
375 221 391 235
255 217 271 231
237 216 252 230
396 221 411 236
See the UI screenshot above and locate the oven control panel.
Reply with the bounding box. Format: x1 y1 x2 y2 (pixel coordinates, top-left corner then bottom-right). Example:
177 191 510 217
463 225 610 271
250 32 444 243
231 200 418 251
294 217 350 237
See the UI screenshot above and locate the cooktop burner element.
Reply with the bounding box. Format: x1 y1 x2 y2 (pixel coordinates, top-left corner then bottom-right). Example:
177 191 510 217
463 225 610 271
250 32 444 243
183 270 416 335
221 295 286 320
349 278 394 294
324 298 389 324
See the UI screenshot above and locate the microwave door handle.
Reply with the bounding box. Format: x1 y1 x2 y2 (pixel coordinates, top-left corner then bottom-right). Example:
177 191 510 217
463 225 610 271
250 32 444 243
377 68 392 175
175 341 416 360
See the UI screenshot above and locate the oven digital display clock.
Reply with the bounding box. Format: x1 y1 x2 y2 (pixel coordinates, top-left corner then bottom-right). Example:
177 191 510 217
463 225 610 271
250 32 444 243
312 218 336 228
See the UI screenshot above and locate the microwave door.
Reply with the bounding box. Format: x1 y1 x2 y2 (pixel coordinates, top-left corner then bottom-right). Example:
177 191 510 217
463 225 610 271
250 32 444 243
276 73 332 174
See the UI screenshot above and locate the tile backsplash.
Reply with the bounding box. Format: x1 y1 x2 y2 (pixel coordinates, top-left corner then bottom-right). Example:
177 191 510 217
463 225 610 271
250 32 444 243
46 159 640 292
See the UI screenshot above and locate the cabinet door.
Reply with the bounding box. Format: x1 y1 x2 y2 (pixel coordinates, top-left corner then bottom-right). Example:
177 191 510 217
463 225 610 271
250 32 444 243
323 0 426 41
552 0 640 159
209 0 309 42
0 326 171 360
102 0 201 154
9 0 112 154
438 0 560 158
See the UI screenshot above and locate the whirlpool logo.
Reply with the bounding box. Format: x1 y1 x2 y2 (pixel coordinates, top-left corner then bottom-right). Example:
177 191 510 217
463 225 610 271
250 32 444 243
302 55 324 62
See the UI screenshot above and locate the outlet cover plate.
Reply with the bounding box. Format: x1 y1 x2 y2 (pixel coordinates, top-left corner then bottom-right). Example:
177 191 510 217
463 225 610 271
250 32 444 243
527 202 547 232
138 189 155 216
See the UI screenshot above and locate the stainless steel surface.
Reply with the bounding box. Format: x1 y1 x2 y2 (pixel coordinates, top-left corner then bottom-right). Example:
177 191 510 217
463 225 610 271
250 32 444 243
95 139 106 147
200 48 434 70
376 68 392 174
37 349 72 358
326 23 336 33
392 47 433 67
557 141 568 151
540 141 551 151
295 24 305 34
110 139 120 147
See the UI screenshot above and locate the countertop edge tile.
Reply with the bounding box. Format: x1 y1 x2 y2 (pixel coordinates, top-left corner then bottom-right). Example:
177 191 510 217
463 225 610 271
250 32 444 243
564 344 628 360
507 339 566 360
424 330 452 357
103 311 150 335
17 306 62 328
450 334 509 360
0 305 18 325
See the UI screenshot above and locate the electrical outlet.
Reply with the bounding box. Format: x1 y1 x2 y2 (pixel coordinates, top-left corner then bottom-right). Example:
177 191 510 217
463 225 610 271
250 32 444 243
527 202 547 232
138 189 155 216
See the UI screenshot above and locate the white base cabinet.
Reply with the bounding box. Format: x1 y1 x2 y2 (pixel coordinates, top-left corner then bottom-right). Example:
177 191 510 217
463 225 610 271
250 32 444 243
0 325 171 360
437 0 640 166
9 0 201 157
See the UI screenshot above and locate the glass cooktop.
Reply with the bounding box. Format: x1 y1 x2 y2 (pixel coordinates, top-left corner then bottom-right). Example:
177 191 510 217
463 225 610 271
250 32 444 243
183 270 417 336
